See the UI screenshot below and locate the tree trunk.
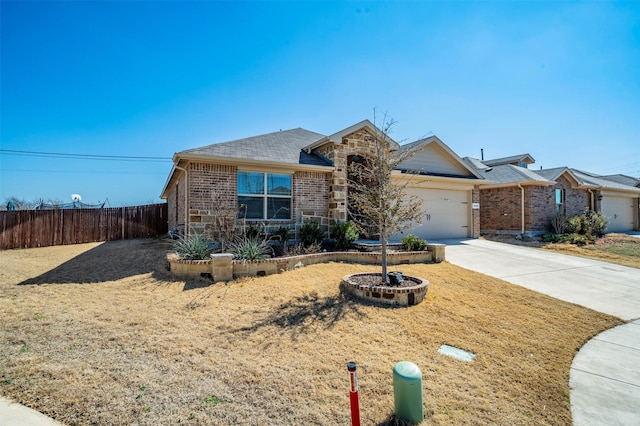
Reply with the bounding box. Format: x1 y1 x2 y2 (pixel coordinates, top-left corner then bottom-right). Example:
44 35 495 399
381 232 388 284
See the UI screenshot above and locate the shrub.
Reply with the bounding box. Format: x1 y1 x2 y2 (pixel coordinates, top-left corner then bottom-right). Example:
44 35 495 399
331 221 359 250
270 226 291 244
400 234 427 251
568 233 591 246
542 233 567 243
566 210 609 238
242 223 264 239
229 236 272 261
550 212 567 234
173 234 216 260
300 220 325 247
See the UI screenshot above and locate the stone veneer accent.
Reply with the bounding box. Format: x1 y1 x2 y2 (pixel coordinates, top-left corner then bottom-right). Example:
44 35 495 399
313 128 382 224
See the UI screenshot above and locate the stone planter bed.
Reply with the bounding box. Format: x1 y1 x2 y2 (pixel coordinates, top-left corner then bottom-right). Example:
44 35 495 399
341 272 429 306
167 244 445 283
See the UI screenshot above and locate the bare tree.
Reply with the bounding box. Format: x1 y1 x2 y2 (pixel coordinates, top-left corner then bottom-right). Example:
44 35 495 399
348 111 424 284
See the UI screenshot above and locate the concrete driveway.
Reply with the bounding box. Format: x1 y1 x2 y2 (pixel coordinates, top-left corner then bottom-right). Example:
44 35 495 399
441 238 640 426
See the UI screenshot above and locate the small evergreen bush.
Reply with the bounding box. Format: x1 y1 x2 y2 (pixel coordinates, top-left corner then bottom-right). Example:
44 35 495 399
174 234 216 260
400 234 427 251
566 210 609 238
542 233 567 243
300 220 325 247
271 226 291 245
242 223 264 239
331 221 359 250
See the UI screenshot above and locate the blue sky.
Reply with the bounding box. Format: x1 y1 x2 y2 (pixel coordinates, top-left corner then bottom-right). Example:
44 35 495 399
2 0 639 206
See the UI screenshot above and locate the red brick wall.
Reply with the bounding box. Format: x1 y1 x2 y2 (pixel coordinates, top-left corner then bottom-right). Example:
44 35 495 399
526 185 555 231
480 177 590 235
472 186 480 237
188 163 237 236
480 187 524 232
293 171 330 221
555 175 588 218
166 173 186 232
170 162 331 238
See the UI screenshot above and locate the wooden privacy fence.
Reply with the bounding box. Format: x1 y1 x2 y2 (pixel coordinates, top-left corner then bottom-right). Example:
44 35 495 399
0 203 168 250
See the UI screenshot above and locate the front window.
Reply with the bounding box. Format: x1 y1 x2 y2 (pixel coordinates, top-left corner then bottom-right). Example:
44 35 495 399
238 171 291 220
555 189 565 214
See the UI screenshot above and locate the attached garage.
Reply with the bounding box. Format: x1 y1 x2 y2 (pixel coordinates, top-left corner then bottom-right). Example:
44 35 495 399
601 195 636 233
399 187 472 240
393 136 484 240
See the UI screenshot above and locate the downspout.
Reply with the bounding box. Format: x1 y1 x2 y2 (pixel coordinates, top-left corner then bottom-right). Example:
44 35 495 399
174 164 189 237
518 184 525 235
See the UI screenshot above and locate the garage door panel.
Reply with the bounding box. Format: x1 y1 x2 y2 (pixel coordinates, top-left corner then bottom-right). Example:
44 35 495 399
601 197 634 233
398 188 470 240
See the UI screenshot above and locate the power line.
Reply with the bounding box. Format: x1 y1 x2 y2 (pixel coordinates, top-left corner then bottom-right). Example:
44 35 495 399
0 149 171 162
0 168 167 175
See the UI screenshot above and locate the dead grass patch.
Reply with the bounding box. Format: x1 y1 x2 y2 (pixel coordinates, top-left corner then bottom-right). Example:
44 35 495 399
0 239 622 425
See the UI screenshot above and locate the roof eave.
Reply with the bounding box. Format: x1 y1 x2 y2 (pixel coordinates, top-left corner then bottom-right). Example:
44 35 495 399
479 180 556 189
173 153 334 172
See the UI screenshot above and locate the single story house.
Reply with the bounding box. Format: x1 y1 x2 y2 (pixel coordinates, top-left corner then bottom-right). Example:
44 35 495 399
464 154 640 235
160 120 485 242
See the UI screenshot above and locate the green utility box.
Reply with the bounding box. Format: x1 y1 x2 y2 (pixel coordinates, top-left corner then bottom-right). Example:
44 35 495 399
393 361 423 424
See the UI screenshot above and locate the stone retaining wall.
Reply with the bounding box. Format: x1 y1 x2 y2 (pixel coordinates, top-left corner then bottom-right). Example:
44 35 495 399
168 244 445 282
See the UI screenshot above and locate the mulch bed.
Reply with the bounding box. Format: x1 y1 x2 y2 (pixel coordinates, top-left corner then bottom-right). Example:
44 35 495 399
347 272 421 288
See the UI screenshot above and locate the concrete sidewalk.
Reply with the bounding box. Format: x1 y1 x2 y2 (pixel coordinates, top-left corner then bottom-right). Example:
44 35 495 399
0 397 62 426
442 238 640 426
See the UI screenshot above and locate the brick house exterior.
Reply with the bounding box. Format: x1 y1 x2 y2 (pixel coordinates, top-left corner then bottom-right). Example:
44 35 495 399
466 155 640 235
161 120 484 241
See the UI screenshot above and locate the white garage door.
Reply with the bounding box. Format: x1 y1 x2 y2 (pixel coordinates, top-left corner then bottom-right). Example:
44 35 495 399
601 196 634 233
399 188 470 240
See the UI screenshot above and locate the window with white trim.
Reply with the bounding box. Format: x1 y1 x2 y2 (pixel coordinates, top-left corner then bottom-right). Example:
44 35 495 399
555 189 565 214
237 171 292 220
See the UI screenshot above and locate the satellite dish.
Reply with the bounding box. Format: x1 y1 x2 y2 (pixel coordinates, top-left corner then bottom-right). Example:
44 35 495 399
71 194 82 202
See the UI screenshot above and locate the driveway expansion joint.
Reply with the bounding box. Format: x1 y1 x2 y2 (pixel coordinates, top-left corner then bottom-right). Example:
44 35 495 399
570 367 640 389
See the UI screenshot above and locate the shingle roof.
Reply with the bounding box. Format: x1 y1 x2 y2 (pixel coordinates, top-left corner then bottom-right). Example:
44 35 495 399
483 164 551 184
483 153 535 167
537 167 640 192
601 174 640 187
463 157 550 184
177 128 330 166
572 169 639 191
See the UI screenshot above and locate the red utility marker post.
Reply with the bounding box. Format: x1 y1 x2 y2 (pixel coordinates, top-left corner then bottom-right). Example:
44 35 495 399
347 361 361 426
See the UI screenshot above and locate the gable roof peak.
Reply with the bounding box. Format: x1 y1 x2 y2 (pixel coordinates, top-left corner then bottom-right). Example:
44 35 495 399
303 119 399 152
484 153 535 167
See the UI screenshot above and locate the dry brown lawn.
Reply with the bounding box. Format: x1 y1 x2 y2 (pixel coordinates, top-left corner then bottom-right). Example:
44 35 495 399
0 239 622 425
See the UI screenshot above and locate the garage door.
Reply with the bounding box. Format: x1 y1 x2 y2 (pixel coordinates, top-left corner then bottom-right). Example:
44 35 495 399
399 188 470 240
601 196 634 233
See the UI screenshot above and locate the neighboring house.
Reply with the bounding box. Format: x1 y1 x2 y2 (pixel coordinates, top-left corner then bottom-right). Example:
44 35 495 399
464 154 640 235
536 168 640 233
160 120 484 241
